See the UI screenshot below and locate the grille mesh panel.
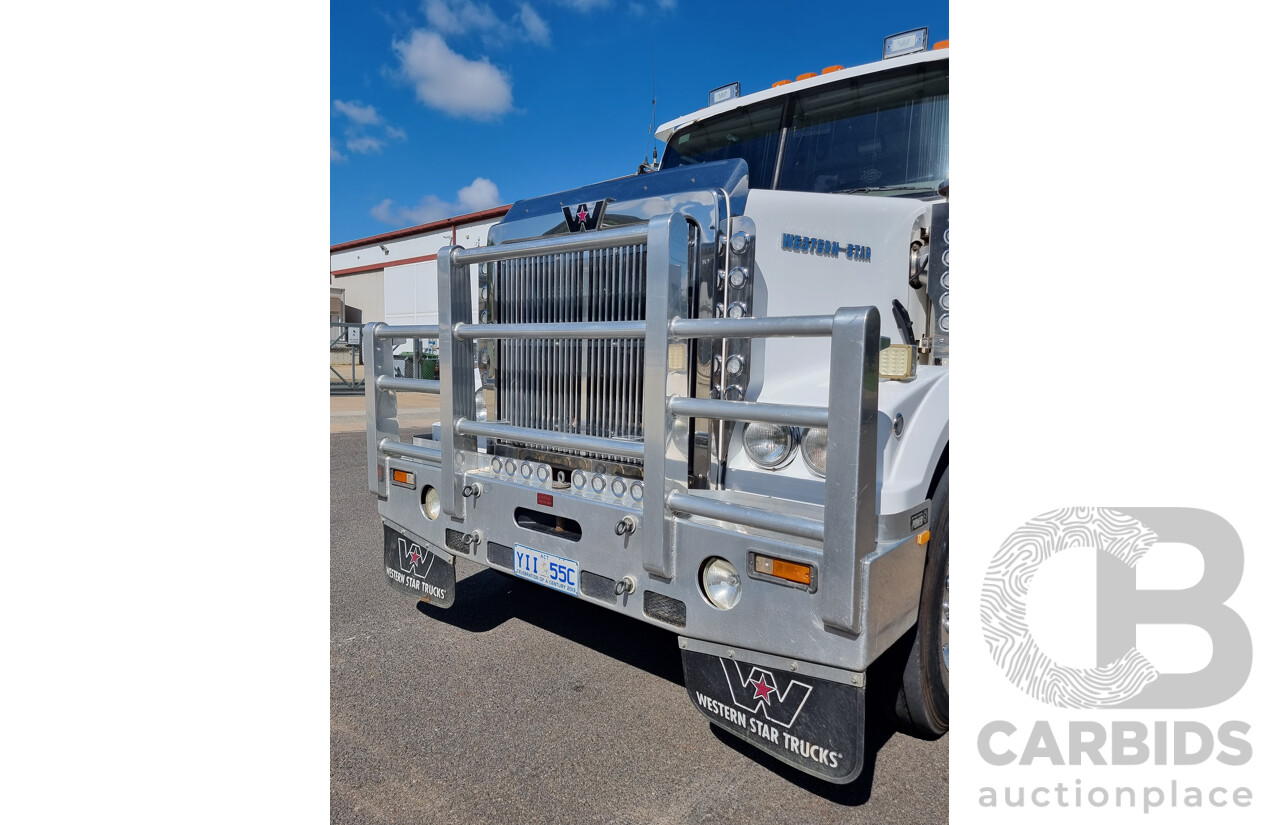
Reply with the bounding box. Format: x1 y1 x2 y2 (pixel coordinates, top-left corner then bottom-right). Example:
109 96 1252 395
579 570 619 604
492 244 646 462
643 590 687 628
445 528 470 554
487 542 514 570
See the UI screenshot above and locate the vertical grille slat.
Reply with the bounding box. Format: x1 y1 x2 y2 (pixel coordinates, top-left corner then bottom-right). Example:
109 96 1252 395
491 241 647 463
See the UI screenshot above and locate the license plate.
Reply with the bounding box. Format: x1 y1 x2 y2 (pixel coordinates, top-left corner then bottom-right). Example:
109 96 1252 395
512 543 579 595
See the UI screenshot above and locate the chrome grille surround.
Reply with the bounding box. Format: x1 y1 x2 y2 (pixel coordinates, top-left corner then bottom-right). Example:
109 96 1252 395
489 243 647 464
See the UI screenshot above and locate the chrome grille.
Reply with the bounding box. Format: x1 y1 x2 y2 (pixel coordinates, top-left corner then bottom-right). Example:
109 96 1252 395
492 243 646 462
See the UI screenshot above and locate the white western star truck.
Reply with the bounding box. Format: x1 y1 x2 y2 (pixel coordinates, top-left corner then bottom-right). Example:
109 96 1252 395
363 30 949 784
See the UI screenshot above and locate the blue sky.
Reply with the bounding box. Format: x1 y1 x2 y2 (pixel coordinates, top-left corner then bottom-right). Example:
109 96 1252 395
331 1 949 244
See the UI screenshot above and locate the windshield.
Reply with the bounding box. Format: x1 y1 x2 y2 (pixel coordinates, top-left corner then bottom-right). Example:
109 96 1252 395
661 61 948 196
661 100 785 190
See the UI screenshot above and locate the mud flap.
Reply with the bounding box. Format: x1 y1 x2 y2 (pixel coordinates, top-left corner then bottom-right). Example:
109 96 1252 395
382 523 455 607
680 639 865 783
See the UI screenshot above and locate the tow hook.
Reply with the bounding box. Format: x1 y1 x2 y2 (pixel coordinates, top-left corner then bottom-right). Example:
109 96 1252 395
615 515 638 536
463 529 484 549
614 576 637 596
462 482 484 499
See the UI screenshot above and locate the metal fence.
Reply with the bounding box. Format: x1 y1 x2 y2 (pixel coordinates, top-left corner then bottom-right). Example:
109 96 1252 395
332 322 439 394
331 322 365 393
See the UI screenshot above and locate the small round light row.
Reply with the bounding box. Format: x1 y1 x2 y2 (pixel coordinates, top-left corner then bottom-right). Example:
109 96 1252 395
571 469 644 503
490 457 554 484
938 228 950 333
741 423 828 477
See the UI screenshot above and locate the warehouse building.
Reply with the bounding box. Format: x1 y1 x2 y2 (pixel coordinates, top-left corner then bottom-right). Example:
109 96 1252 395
330 205 510 328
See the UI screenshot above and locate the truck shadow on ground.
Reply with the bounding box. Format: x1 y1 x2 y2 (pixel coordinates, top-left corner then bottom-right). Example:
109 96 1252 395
416 562 684 685
417 561 924 803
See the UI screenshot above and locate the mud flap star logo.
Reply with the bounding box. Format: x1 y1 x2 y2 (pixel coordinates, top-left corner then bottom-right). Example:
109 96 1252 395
720 660 813 728
397 537 434 578
750 675 777 703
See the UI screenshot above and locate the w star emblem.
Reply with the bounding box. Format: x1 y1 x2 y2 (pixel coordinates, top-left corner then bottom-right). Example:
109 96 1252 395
562 199 607 232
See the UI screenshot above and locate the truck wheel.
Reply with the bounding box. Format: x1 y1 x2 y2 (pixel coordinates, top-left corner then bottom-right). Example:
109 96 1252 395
895 468 949 738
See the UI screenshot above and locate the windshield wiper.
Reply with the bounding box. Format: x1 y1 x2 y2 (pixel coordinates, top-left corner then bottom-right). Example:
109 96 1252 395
839 184 935 194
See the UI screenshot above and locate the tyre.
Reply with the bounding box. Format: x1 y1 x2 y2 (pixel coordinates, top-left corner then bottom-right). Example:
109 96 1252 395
895 467 949 738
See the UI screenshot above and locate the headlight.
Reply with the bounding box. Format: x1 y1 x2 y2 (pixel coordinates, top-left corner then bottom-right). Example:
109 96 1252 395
421 486 441 520
474 387 487 421
700 557 742 610
742 423 797 469
801 427 828 477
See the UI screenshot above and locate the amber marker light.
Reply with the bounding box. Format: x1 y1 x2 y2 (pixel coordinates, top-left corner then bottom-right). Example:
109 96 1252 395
391 469 416 488
796 72 817 80
771 79 791 88
754 555 813 586
821 65 844 74
916 530 932 546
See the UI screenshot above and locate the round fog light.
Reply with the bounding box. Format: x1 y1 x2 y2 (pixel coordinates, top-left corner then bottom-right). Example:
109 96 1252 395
801 427 828 477
743 423 797 469
701 557 742 610
421 486 441 520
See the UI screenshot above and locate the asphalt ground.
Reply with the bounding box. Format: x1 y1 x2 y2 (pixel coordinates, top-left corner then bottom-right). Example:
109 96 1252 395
331 428 948 824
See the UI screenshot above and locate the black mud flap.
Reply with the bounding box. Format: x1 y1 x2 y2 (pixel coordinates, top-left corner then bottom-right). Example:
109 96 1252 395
382 523 455 607
680 641 865 784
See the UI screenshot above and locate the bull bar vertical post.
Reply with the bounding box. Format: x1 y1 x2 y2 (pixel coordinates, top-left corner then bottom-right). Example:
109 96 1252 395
439 247 477 518
364 322 399 497
818 306 881 634
642 213 692 579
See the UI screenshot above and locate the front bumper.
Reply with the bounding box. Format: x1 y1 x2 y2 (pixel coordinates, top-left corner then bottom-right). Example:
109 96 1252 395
378 445 926 675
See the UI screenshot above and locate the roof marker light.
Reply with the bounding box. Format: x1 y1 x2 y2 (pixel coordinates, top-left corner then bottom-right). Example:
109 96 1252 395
796 72 817 81
821 65 844 74
883 27 929 59
932 40 949 50
708 82 740 106
771 79 791 88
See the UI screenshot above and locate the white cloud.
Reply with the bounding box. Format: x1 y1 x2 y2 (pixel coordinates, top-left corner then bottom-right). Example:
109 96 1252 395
333 99 405 156
346 135 385 154
371 177 504 226
456 177 502 211
425 0 500 35
393 30 513 119
517 3 551 46
333 99 381 125
423 0 550 47
628 0 674 14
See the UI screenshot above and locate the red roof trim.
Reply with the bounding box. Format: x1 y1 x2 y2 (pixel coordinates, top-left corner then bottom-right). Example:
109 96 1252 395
330 204 511 253
331 253 438 278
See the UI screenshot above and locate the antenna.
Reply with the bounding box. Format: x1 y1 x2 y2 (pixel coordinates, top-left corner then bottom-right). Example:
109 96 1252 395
647 41 658 169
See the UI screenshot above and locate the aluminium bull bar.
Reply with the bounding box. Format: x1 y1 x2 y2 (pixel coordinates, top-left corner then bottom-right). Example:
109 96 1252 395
365 213 879 635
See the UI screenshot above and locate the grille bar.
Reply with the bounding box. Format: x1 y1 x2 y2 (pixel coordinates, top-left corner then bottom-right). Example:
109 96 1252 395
492 243 647 463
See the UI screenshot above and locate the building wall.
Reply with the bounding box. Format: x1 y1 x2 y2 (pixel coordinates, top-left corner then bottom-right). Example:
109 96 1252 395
333 269 384 324
330 209 505 327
